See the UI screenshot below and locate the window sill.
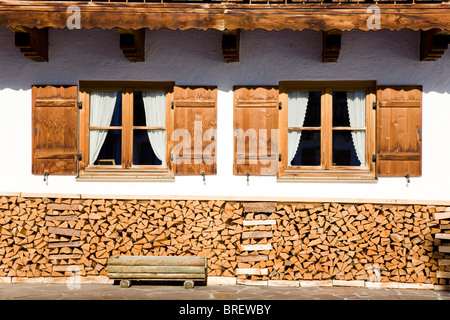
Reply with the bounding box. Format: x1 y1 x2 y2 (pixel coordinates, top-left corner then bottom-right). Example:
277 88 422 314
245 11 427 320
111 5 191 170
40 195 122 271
76 167 174 182
277 172 377 183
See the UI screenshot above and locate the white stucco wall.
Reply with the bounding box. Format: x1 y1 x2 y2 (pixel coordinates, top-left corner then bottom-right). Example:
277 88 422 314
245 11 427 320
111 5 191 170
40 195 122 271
0 27 449 202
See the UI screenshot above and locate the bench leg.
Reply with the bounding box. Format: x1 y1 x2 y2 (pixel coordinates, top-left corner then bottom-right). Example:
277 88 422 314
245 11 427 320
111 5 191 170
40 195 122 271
184 280 195 289
120 280 132 288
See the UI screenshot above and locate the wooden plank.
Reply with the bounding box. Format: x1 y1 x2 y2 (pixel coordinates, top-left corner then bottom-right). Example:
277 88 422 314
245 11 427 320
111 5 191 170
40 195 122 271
433 211 450 220
233 86 279 176
47 203 79 211
438 246 450 253
32 85 78 175
243 219 277 226
236 255 269 262
108 256 206 266
172 86 217 175
49 254 81 260
53 265 84 272
236 268 268 276
1 3 449 33
437 271 450 279
435 233 450 240
242 231 273 239
45 215 77 221
108 265 205 274
47 226 81 237
243 202 277 213
108 273 206 280
376 86 422 177
438 259 450 266
48 241 82 248
241 244 272 251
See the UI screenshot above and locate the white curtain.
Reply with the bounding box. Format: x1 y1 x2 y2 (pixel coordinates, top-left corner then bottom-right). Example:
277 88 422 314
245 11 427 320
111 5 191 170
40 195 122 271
346 91 366 166
142 91 166 164
89 91 118 165
287 91 310 165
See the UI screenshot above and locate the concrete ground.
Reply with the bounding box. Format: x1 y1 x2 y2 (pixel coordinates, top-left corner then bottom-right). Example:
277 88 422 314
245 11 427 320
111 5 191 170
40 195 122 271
1 282 450 300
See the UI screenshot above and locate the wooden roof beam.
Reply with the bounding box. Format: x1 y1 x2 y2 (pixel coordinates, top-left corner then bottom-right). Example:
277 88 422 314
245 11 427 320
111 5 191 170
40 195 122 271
322 29 342 63
10 26 48 62
118 28 145 62
420 29 450 61
222 29 240 63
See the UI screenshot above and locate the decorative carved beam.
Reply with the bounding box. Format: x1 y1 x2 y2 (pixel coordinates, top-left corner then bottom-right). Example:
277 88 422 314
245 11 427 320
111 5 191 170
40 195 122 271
322 29 342 63
222 29 240 63
1 3 450 32
420 29 450 61
117 28 145 62
10 26 48 62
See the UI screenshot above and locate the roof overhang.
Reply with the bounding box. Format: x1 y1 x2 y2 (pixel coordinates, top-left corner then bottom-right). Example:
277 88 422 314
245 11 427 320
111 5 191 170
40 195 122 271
0 1 449 32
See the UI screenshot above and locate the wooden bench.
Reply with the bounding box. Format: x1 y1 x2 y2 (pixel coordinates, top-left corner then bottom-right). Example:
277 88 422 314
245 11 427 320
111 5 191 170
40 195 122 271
107 256 207 288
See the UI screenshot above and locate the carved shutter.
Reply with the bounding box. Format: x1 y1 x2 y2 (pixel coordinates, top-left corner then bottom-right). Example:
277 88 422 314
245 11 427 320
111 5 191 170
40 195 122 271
32 85 79 175
376 85 422 177
233 86 279 176
171 86 217 175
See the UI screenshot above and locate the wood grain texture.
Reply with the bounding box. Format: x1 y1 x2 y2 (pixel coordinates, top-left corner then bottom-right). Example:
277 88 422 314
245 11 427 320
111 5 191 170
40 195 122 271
0 3 449 32
234 86 279 176
376 86 422 177
32 85 78 175
172 86 217 175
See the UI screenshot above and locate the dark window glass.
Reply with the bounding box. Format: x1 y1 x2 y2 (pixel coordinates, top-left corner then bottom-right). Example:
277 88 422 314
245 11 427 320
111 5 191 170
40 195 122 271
94 129 122 165
332 130 361 166
290 130 321 166
133 91 146 126
302 91 321 127
332 91 351 127
133 129 162 166
109 92 122 126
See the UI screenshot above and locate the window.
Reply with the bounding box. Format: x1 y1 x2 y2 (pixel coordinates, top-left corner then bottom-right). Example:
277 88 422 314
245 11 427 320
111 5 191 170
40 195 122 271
278 81 377 180
77 81 217 180
78 81 174 179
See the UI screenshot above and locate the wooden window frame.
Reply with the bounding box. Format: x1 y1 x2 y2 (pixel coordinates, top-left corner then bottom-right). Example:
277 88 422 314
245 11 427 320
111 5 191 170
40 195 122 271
77 81 175 180
278 81 377 181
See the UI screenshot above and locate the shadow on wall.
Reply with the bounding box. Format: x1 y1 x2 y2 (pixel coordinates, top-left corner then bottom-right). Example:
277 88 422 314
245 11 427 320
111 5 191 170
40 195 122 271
0 27 448 93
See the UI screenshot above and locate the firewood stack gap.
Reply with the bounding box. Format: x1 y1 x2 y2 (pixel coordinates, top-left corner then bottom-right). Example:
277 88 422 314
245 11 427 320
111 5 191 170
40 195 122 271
0 195 445 285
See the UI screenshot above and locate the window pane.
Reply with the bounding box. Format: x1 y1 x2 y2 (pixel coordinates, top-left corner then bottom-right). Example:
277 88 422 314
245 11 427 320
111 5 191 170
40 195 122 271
89 91 122 127
333 91 366 128
301 91 321 127
133 129 165 166
133 91 146 126
289 130 321 166
332 130 365 166
134 91 166 127
90 129 122 165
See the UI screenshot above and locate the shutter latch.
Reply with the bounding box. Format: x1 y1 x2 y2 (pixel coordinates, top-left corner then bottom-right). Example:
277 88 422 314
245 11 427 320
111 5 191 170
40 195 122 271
77 153 82 161
279 102 282 110
372 101 377 110
77 101 83 109
372 154 376 163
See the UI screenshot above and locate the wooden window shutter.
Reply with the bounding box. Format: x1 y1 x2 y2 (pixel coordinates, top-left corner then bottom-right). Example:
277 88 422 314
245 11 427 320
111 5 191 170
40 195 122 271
376 85 422 177
171 86 217 175
233 86 279 176
32 85 78 175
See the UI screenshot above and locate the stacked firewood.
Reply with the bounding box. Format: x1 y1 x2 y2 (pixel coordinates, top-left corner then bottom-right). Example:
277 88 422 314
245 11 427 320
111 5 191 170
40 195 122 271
0 195 445 284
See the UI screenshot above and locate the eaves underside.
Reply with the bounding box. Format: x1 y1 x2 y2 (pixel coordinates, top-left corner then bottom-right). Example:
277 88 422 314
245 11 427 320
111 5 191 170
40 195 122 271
0 1 449 32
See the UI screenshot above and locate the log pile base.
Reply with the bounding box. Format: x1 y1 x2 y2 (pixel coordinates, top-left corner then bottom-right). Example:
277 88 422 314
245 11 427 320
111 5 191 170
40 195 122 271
0 195 446 286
